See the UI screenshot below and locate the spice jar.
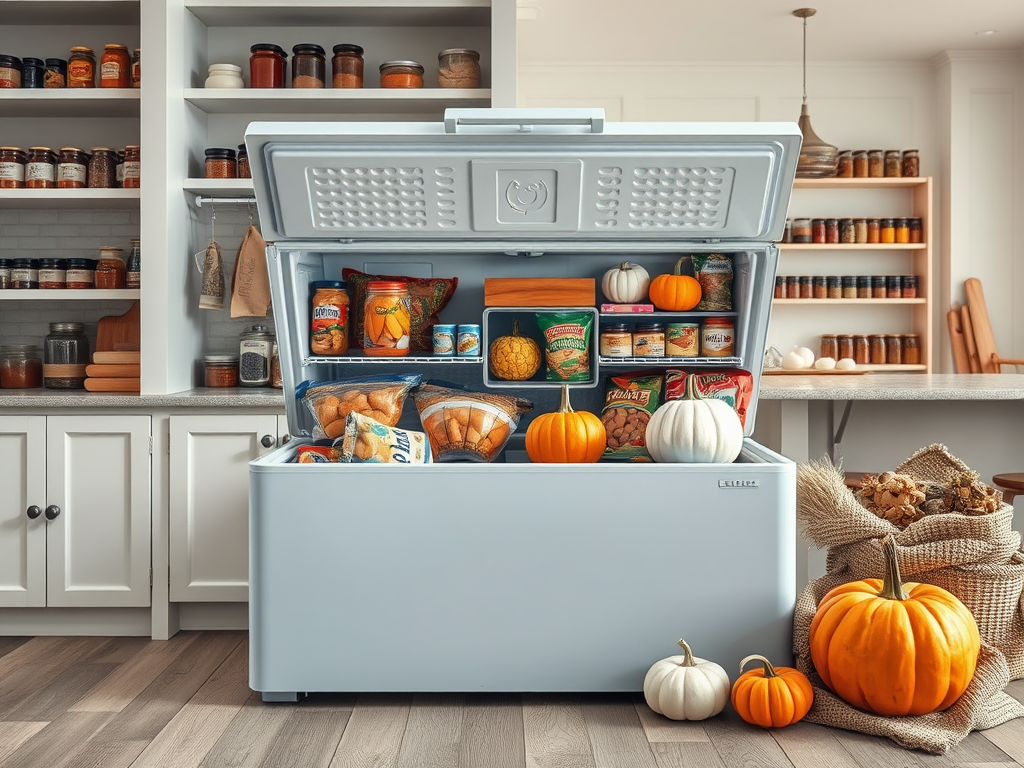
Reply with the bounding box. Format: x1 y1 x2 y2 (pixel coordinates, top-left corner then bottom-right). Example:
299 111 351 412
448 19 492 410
43 322 89 389
886 275 902 299
884 150 902 177
600 323 632 358
95 246 125 289
902 149 919 178
854 218 868 244
836 150 853 178
25 147 57 188
131 48 140 87
44 58 66 87
852 150 868 177
908 217 922 243
310 280 350 356
791 217 812 243
869 334 886 364
774 276 786 298
331 44 364 88
826 276 842 299
901 275 918 299
380 61 424 88
12 258 39 289
786 275 800 298
363 281 411 357
38 258 66 289
841 276 857 299
867 149 884 178
856 276 871 299
825 218 839 243
812 276 827 299
839 218 855 244
894 218 910 244
205 63 244 88
632 323 665 357
799 276 812 299
902 334 921 365
239 325 275 386
853 335 870 365
57 147 89 189
837 334 854 361
879 218 895 243
871 276 887 299
0 147 26 189
271 343 282 388
866 218 880 243
0 259 11 289
237 144 251 179
249 44 287 88
666 323 699 357
88 147 117 188
204 355 239 388
885 334 903 365
820 334 838 360
205 148 237 179
782 219 792 243
438 48 480 88
115 150 124 185
100 44 131 88
0 54 22 88
21 58 44 89
68 47 96 87
122 145 140 188
0 345 43 389
66 258 94 289
701 317 735 357
811 218 825 244
291 43 326 88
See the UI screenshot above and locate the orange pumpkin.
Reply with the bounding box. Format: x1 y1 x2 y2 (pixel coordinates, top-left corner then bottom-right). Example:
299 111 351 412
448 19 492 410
809 534 980 717
731 654 813 728
648 256 701 311
525 385 605 463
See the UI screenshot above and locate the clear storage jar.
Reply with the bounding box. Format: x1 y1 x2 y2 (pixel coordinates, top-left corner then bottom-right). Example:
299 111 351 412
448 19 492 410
437 48 480 88
122 145 140 188
331 44 363 88
95 246 125 289
0 147 26 189
57 147 89 189
43 322 89 389
100 44 131 88
205 148 237 179
239 325 274 386
363 281 411 356
88 147 117 188
25 147 57 188
291 43 325 88
249 44 287 88
68 46 96 87
380 61 423 88
0 345 42 389
204 355 239 387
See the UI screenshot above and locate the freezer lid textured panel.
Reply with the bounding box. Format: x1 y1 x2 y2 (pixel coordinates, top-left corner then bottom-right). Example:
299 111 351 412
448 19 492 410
246 109 801 243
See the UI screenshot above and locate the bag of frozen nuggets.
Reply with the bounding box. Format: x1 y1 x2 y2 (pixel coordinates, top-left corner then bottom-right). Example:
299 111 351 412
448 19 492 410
337 412 431 464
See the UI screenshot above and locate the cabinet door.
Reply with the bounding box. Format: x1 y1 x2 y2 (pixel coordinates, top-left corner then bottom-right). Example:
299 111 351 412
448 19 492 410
169 413 279 602
0 417 47 608
46 416 152 608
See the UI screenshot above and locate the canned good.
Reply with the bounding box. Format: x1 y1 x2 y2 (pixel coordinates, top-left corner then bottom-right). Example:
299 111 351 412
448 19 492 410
457 324 481 357
432 324 456 356
204 355 239 388
632 323 665 357
701 318 735 357
599 323 632 357
666 323 699 357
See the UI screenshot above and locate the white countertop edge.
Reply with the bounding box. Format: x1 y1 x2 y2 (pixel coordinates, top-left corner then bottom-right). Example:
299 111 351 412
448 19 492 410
759 373 1024 400
0 388 287 408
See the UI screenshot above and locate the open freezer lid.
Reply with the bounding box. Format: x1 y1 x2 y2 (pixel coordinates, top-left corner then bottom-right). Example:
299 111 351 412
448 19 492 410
245 109 801 243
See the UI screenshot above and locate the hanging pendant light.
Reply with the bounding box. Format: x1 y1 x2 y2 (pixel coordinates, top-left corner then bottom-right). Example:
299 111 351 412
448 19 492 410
793 8 838 178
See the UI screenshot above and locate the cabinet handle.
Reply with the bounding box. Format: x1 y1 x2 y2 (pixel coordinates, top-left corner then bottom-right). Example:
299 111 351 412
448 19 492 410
45 505 60 520
261 434 276 448
26 505 42 519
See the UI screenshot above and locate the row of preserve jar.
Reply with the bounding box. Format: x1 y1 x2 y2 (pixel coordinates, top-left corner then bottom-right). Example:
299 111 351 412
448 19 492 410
821 333 922 366
0 323 90 390
0 146 140 189
0 47 139 89
783 217 923 244
0 243 139 290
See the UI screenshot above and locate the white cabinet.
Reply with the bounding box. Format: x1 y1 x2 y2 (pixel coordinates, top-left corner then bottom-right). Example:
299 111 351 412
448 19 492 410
0 415 152 609
169 413 282 601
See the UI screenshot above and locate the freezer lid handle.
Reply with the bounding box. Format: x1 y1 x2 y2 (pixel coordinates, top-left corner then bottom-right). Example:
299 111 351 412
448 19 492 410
443 108 605 135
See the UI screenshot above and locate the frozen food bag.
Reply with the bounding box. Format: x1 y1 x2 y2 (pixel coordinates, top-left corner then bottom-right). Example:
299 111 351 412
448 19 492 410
337 412 432 464
692 253 733 311
600 372 664 461
664 369 754 427
297 373 423 440
537 311 593 382
296 444 343 463
413 382 532 462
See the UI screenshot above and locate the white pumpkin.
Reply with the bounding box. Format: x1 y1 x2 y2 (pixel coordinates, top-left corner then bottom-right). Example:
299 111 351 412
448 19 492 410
602 262 650 304
644 639 730 721
646 377 744 463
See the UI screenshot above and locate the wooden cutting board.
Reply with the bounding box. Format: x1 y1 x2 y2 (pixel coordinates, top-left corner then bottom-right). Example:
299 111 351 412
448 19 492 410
965 278 998 373
947 308 970 373
84 377 141 393
93 351 141 364
960 305 982 373
484 278 596 307
85 363 141 378
95 301 141 353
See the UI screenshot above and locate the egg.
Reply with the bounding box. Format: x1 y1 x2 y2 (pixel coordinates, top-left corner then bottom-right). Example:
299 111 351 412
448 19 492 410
795 347 816 367
782 350 809 370
814 357 836 370
835 357 857 371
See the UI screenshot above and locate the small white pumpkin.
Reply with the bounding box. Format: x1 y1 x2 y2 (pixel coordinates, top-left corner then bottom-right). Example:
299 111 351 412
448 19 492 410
835 357 857 371
602 262 650 304
646 376 744 463
795 346 816 367
814 356 836 370
781 350 808 370
644 639 730 721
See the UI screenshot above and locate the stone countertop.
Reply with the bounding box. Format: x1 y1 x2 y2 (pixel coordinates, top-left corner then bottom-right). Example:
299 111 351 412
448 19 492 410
0 388 287 408
759 373 1024 400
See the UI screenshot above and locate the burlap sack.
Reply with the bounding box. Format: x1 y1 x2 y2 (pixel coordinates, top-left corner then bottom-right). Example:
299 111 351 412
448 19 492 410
795 444 1024 753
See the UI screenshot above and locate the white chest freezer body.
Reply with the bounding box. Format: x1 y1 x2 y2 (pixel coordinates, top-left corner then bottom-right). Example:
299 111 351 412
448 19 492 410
245 110 801 700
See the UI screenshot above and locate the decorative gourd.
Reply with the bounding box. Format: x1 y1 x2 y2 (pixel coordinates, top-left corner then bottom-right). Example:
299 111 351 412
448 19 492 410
809 534 980 717
488 320 542 381
602 262 650 304
731 654 813 729
648 256 701 311
643 639 730 721
645 377 743 463
525 385 605 463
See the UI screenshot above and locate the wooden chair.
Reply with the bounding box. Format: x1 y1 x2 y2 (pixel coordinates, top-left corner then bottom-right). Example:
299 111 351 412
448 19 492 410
950 279 1024 373
993 474 1024 506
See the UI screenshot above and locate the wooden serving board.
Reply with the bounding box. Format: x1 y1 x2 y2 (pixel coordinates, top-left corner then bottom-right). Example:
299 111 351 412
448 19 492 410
85 363 141 378
484 278 595 307
84 377 141 393
93 351 141 364
961 305 982 373
763 369 869 375
947 308 970 373
965 278 998 373
95 301 141 352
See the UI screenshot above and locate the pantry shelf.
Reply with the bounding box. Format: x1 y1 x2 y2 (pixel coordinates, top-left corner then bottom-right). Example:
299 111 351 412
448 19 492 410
0 0 139 25
183 88 491 115
599 356 743 367
0 290 140 301
778 243 926 251
773 299 926 305
183 178 255 196
0 189 140 210
184 0 491 27
0 90 140 118
598 311 739 319
792 178 930 190
302 355 483 365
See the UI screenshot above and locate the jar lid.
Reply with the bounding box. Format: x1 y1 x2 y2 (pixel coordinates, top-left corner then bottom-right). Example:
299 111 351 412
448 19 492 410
0 258 11 265
13 258 38 266
438 48 480 59
634 323 664 331
204 354 239 364
0 54 23 67
332 43 364 55
292 43 325 56
208 63 242 73
65 258 90 266
703 317 733 325
124 145 139 151
28 146 55 153
69 46 95 54
821 333 837 338
22 57 44 67
311 280 347 290
91 147 115 153
0 147 26 155
250 43 287 56
39 258 65 267
44 58 66 66
0 344 39 354
49 322 84 332
880 218 894 224
59 146 86 153
602 323 631 332
365 280 407 291
205 147 237 159
380 61 424 74
237 143 247 154
104 44 129 50
894 218 908 224
867 148 883 153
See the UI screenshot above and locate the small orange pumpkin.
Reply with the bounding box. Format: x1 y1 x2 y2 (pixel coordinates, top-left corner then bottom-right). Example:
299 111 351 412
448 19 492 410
810 534 980 717
648 256 702 311
731 654 813 728
525 385 605 463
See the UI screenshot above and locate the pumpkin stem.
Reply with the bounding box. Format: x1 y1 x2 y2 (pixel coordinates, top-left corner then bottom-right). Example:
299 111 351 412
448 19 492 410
739 654 778 679
558 384 573 413
511 319 521 337
673 255 694 277
684 375 705 402
619 261 632 271
878 534 909 601
677 639 696 667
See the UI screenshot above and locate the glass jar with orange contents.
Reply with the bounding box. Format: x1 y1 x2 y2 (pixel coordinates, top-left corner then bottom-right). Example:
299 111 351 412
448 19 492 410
100 44 131 88
95 246 125 289
380 61 423 88
363 281 411 356
310 280 349 356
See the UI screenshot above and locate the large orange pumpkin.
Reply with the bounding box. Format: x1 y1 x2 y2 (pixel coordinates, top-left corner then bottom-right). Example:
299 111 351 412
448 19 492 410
731 654 813 728
810 534 980 717
525 385 605 463
648 256 702 311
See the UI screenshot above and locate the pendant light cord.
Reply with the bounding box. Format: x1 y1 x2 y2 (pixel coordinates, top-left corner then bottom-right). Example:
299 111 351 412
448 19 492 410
802 16 808 105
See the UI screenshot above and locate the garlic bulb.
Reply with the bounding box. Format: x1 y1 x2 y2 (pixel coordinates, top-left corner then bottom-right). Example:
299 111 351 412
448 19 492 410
835 357 857 371
795 347 816 367
814 357 836 370
782 350 809 370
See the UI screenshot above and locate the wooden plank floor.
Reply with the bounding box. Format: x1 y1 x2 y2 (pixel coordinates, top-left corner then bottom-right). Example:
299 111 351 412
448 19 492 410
2 631 1024 768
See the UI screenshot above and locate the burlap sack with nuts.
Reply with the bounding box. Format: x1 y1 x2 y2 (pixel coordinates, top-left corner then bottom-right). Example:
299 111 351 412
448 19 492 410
795 444 1024 753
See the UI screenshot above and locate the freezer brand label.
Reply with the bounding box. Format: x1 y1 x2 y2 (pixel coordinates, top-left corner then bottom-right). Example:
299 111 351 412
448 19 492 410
505 179 548 214
718 479 759 489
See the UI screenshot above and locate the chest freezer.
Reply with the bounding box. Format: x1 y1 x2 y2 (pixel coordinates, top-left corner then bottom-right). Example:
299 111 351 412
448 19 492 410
246 109 801 700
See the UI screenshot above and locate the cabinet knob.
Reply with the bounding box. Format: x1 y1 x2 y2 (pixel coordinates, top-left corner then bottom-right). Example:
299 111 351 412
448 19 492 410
261 434 276 448
45 505 60 520
26 505 42 520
